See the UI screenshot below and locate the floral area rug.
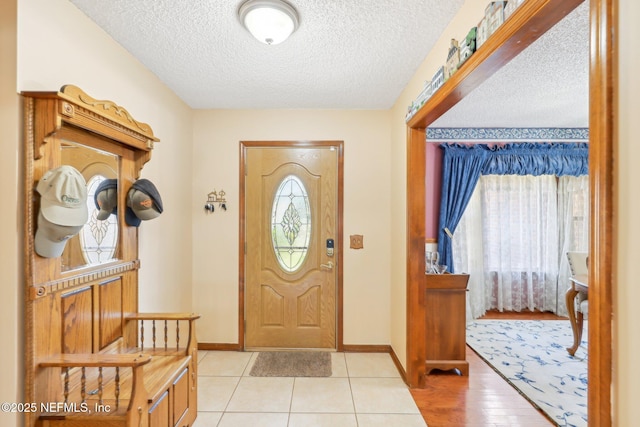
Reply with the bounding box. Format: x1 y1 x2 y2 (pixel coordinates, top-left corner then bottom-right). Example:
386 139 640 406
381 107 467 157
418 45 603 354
466 320 587 427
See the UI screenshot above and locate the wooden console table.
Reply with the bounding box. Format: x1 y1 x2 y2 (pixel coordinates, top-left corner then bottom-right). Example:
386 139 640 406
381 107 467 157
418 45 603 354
566 274 588 356
423 273 470 376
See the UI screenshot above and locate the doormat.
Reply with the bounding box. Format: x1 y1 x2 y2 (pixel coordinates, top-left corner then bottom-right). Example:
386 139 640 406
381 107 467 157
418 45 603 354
249 351 332 377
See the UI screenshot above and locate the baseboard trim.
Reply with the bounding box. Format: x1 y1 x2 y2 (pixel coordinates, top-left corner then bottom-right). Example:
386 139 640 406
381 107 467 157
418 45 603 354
389 347 409 385
198 343 243 351
342 344 391 353
198 343 394 353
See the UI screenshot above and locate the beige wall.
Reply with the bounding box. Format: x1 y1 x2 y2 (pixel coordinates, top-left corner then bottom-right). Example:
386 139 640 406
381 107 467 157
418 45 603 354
10 2 194 425
389 0 489 370
0 1 21 426
17 0 194 314
4 0 638 425
192 109 392 345
616 0 639 423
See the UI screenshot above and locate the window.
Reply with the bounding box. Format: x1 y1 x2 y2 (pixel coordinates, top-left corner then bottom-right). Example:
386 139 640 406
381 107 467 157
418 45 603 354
453 174 589 317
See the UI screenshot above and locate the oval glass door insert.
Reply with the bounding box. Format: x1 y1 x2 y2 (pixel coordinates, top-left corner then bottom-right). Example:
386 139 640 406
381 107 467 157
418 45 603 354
271 174 311 272
79 175 119 265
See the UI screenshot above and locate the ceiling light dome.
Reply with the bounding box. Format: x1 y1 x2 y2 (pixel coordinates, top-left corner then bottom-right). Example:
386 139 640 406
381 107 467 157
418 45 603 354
238 0 299 45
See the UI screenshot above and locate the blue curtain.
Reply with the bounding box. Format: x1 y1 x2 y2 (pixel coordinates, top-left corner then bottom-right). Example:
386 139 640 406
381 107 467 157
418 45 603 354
436 144 489 271
436 142 588 272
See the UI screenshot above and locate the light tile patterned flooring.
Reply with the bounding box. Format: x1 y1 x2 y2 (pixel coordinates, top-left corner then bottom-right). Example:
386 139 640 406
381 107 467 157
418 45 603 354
194 351 427 427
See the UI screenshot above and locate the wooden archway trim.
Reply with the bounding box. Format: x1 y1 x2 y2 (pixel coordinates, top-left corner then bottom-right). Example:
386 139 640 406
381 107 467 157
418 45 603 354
405 0 615 425
587 0 615 424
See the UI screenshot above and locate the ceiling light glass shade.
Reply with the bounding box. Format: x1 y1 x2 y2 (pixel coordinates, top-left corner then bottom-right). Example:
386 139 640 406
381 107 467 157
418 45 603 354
238 0 299 45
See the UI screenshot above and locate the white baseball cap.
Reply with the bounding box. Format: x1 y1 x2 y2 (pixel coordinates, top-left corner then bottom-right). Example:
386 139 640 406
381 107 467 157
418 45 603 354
34 212 84 258
36 165 88 226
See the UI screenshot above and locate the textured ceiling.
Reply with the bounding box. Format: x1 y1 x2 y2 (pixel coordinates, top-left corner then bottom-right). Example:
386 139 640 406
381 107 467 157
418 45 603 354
68 0 464 109
67 0 589 128
432 1 589 128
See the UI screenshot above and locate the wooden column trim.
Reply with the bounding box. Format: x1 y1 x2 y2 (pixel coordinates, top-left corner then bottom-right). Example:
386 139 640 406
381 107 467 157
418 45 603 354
588 0 616 424
406 127 426 387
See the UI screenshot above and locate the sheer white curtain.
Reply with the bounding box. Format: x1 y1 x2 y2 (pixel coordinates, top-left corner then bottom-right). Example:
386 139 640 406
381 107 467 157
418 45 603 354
556 175 590 315
453 174 589 320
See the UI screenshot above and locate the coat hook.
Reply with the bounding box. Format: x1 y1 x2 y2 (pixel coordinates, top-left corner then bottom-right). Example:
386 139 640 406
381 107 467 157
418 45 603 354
204 189 228 214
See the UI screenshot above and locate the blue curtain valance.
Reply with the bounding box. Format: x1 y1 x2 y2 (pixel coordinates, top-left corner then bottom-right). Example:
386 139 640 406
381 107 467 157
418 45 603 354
436 142 588 272
481 142 589 176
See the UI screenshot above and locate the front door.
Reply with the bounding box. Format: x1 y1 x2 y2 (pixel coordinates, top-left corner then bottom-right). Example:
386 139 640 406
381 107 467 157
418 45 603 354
242 142 341 349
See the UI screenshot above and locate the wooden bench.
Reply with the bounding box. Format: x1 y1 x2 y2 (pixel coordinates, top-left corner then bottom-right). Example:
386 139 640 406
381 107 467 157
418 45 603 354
37 313 200 427
22 85 200 427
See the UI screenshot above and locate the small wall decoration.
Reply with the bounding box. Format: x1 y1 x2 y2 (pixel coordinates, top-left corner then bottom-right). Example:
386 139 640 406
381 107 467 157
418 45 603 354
204 189 227 213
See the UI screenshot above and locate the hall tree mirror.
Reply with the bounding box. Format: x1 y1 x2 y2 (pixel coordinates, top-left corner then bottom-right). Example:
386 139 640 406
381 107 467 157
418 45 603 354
59 140 119 271
22 84 158 292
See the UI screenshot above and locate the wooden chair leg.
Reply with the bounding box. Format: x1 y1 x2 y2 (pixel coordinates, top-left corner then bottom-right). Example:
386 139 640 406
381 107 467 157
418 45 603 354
576 311 584 347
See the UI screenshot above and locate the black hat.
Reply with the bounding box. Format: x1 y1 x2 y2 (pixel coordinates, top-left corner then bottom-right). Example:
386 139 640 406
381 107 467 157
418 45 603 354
93 179 118 220
125 179 163 227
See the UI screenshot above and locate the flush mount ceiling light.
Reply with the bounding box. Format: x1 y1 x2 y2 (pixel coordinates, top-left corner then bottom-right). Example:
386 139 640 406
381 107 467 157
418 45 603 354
238 0 299 45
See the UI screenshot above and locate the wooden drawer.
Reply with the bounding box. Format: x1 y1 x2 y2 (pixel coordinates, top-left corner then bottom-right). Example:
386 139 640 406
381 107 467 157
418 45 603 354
173 367 190 427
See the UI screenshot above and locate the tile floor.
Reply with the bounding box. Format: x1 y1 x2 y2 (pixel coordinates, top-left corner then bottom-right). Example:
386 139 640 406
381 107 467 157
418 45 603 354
193 351 427 427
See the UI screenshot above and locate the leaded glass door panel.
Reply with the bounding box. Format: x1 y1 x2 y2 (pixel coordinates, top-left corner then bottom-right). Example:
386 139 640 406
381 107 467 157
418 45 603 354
245 145 338 349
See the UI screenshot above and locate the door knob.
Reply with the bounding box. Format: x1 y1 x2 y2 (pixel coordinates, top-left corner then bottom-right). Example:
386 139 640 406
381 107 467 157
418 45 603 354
320 261 334 270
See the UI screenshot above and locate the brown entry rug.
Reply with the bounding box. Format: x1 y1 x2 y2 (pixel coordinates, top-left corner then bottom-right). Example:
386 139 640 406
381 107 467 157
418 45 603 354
249 351 332 377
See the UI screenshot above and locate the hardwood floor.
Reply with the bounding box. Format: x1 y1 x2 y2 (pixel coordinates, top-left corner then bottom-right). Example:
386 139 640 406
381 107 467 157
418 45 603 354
410 310 565 427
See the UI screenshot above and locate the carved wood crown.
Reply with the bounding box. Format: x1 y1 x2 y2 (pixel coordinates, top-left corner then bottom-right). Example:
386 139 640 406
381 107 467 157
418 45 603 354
60 84 156 137
59 84 159 145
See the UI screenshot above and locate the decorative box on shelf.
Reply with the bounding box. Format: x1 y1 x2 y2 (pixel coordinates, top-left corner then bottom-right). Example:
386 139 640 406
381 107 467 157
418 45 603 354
431 66 445 94
504 0 525 20
423 272 470 376
444 39 460 80
476 1 507 49
405 79 435 122
458 26 478 67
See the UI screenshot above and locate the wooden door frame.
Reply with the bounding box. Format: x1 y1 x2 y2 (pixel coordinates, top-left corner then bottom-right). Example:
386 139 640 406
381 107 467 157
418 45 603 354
239 140 345 351
405 0 615 424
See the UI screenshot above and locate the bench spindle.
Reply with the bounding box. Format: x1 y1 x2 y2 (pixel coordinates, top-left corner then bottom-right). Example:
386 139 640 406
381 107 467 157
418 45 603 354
140 322 145 351
81 367 86 404
64 367 70 404
115 367 120 409
98 367 103 405
176 320 180 351
152 320 157 349
164 320 168 350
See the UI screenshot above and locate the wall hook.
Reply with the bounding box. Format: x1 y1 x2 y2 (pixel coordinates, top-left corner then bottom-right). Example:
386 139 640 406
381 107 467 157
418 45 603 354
204 189 227 214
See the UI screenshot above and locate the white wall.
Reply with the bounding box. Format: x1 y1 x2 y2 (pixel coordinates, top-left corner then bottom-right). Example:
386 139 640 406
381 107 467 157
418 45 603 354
616 0 639 423
192 109 392 345
17 0 194 314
